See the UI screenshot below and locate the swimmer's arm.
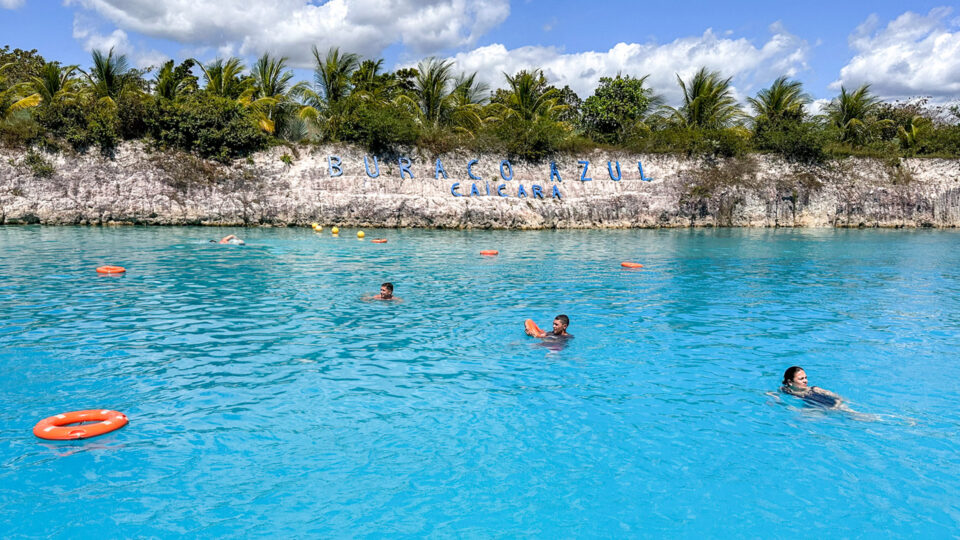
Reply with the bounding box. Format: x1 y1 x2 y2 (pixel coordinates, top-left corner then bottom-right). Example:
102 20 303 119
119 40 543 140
813 386 842 399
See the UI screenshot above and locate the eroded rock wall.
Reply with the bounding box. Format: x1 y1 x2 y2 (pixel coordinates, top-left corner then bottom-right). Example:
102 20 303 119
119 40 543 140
1 143 959 228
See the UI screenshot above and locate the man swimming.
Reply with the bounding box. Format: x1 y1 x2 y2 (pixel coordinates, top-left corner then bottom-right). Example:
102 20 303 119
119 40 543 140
526 314 573 339
780 366 843 409
211 234 244 245
368 282 400 301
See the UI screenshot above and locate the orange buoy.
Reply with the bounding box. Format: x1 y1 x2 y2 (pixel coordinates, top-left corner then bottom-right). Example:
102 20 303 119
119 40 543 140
371 239 388 244
621 262 644 269
96 265 126 274
524 319 547 338
480 250 499 256
33 409 128 440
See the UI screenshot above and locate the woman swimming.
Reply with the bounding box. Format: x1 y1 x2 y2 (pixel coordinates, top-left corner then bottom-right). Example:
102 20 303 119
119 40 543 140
780 366 844 409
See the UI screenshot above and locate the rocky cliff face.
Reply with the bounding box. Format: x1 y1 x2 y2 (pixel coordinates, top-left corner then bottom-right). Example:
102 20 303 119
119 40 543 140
2 143 959 228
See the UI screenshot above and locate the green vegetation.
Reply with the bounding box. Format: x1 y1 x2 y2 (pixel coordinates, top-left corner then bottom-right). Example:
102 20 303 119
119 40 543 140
1 43 959 163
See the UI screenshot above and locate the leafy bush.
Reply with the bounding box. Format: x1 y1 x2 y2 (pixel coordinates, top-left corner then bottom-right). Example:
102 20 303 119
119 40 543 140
632 126 750 158
117 93 150 140
752 119 827 163
338 99 418 154
489 116 567 161
146 95 268 162
86 104 120 155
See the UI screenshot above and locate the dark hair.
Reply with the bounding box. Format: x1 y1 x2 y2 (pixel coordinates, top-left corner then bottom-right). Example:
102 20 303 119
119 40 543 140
782 366 804 386
381 282 393 292
555 314 569 326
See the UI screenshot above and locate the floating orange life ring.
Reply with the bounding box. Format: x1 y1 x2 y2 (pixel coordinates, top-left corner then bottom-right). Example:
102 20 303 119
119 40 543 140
96 266 126 274
621 262 644 268
371 239 388 243
480 250 499 256
524 319 547 338
33 409 128 440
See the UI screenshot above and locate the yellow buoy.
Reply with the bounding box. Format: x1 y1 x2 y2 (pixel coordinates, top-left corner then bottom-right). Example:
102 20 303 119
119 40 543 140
311 222 318 228
332 226 340 234
357 231 365 238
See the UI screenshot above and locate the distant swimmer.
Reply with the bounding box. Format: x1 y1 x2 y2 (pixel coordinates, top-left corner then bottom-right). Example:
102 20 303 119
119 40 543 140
780 366 843 409
525 314 572 339
366 282 401 302
211 234 244 245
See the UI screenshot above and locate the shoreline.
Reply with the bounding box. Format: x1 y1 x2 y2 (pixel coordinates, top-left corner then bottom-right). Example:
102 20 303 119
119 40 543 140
2 142 960 228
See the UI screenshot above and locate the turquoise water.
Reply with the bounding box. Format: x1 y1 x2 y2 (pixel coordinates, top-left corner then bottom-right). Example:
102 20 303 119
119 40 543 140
1 226 959 537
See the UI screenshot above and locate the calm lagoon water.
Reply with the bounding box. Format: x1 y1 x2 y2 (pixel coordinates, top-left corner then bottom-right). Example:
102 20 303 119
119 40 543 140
1 226 959 537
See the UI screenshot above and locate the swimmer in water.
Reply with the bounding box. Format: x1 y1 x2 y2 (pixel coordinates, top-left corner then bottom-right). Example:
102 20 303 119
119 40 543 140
366 282 401 301
527 314 573 339
211 234 244 245
780 366 843 409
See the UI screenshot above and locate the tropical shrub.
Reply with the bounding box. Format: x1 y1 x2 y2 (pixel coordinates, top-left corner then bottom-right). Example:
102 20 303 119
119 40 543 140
146 95 268 161
338 98 418 154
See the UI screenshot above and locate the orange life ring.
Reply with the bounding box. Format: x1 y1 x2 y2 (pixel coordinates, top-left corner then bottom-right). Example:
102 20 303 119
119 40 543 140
371 239 388 243
96 265 126 274
524 319 547 338
33 409 128 440
621 262 644 268
480 250 499 256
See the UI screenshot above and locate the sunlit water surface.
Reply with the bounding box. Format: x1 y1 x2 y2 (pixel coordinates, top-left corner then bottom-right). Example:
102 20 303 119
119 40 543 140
1 226 959 537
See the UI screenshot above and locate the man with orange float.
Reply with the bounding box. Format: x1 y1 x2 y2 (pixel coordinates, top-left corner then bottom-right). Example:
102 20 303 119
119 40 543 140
525 314 572 339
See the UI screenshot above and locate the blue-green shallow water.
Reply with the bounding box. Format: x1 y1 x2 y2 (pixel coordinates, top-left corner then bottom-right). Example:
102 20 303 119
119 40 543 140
1 226 959 538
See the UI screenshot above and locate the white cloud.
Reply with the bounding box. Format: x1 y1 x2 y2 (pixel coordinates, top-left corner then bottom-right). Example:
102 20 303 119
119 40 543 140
73 19 169 69
0 0 25 9
447 24 811 105
833 7 960 99
65 0 510 66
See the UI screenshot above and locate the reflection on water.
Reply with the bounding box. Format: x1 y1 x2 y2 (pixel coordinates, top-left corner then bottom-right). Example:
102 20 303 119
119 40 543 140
1 226 959 537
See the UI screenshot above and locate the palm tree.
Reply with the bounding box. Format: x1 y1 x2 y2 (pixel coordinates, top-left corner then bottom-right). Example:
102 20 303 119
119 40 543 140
82 47 133 105
669 67 742 129
311 46 359 106
196 57 247 99
241 53 305 134
24 61 80 106
153 59 196 101
748 76 810 124
0 63 41 120
897 115 930 151
498 69 565 123
825 84 889 144
296 46 360 139
410 57 455 128
451 72 488 106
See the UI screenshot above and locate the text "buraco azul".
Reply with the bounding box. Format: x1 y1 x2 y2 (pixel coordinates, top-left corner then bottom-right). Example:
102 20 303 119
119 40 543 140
326 156 655 199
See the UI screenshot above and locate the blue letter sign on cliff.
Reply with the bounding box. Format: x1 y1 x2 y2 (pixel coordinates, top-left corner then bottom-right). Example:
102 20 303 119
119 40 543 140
435 159 448 179
578 160 592 182
499 160 513 181
328 156 343 177
550 161 562 182
608 161 621 181
467 159 482 180
639 161 653 181
364 156 380 178
398 157 414 179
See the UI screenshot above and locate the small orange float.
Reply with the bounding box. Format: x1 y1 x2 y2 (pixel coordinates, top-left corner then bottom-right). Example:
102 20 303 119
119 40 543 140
524 319 547 338
621 262 644 269
371 239 388 244
33 409 128 440
480 250 499 256
96 265 126 274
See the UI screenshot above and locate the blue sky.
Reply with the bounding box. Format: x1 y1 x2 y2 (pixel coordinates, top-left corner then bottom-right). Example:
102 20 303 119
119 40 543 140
1 0 959 106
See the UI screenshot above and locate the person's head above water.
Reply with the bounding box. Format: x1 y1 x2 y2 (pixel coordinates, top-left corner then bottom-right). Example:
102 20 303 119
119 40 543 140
379 282 394 299
782 366 808 390
552 314 570 335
